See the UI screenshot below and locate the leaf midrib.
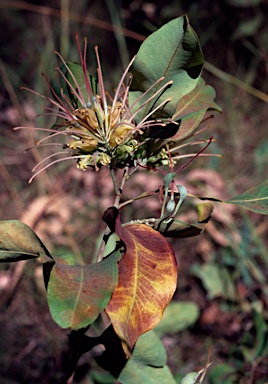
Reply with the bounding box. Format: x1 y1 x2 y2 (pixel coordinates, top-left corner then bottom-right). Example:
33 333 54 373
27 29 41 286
70 266 84 327
230 196 268 203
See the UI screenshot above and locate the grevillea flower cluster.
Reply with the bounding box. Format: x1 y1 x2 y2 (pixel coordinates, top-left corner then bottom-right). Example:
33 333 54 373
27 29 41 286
16 35 180 182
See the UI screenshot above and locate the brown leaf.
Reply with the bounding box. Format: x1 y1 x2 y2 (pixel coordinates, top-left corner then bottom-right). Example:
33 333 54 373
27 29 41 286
104 207 177 351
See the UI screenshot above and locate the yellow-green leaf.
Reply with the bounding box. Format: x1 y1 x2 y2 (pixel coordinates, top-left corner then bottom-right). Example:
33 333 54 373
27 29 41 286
227 179 268 214
0 220 52 263
155 301 200 337
118 331 177 384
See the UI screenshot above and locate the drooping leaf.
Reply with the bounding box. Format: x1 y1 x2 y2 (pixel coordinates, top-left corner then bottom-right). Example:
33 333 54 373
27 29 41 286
157 202 214 238
118 331 177 384
0 220 52 263
103 207 177 351
154 301 200 337
170 78 222 142
129 15 204 123
159 220 203 238
47 250 121 329
226 179 268 214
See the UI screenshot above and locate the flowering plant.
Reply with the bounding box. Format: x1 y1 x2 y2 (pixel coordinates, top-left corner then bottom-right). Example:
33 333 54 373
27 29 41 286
1 15 268 383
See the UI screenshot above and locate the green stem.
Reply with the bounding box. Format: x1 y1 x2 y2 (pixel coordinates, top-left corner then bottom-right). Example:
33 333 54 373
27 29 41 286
110 168 119 198
119 189 159 209
96 226 111 263
96 166 130 263
113 166 129 208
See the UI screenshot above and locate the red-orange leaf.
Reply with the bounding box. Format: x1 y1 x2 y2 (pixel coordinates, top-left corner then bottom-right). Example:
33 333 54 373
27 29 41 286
104 208 177 351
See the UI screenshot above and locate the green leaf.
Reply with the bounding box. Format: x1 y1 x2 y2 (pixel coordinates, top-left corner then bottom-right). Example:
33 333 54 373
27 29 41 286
129 15 204 122
52 249 81 266
181 372 198 384
155 301 200 337
129 330 166 367
0 220 52 263
171 78 222 142
191 262 237 300
118 331 177 384
194 180 268 215
47 250 121 329
208 364 237 384
232 14 264 40
227 179 268 214
90 371 115 384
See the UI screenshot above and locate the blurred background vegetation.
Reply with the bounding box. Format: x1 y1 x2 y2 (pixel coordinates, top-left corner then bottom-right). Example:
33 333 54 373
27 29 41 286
0 0 268 383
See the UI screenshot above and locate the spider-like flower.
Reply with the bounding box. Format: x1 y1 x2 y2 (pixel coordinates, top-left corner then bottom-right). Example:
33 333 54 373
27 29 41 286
16 34 175 182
